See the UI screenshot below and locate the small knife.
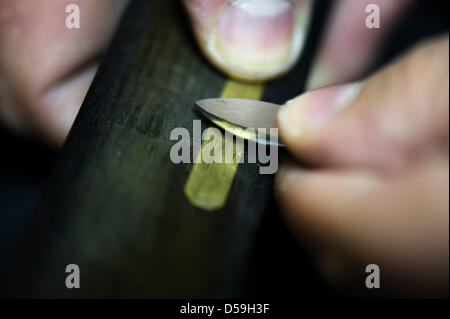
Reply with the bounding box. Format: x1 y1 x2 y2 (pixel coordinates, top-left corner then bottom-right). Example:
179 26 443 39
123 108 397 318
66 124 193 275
195 98 284 146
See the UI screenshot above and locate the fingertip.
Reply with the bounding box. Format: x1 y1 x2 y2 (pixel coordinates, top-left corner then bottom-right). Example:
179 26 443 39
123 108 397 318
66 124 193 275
306 0 413 90
185 0 312 81
276 166 383 244
275 160 305 194
36 63 98 146
276 83 362 163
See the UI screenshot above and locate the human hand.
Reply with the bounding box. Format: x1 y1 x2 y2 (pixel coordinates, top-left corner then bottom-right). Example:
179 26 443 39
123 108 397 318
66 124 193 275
275 35 449 297
0 0 128 145
183 0 410 83
0 0 410 145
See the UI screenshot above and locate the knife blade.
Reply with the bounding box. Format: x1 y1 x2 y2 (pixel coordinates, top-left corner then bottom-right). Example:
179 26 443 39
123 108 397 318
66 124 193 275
195 98 283 146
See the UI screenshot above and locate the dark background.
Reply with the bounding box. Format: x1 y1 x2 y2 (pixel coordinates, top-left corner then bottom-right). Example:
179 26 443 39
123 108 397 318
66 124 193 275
0 0 448 295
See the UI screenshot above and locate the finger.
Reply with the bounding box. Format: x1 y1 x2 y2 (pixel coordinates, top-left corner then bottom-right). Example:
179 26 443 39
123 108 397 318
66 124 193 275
275 162 383 248
306 0 412 90
275 159 449 295
0 0 129 145
277 35 449 170
182 0 313 81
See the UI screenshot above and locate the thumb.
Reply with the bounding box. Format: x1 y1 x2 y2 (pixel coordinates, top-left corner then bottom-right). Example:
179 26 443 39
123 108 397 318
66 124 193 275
182 0 313 81
277 35 449 170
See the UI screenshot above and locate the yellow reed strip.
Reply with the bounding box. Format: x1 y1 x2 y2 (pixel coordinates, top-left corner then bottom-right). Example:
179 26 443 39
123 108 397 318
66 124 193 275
183 79 264 211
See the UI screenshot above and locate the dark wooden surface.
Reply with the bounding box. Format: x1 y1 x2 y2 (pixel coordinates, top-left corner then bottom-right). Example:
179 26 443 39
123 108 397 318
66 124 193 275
3 0 331 298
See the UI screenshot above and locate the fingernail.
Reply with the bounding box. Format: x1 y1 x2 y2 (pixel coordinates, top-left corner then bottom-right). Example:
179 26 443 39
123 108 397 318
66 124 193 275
211 0 311 80
277 82 362 138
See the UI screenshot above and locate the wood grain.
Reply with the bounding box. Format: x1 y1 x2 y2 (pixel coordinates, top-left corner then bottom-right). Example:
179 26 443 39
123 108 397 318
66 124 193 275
4 0 332 298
